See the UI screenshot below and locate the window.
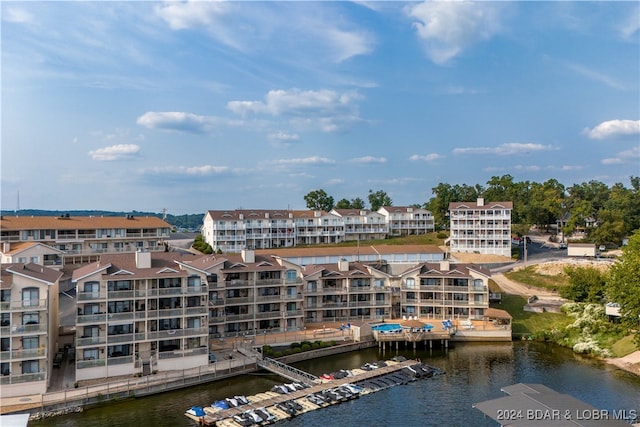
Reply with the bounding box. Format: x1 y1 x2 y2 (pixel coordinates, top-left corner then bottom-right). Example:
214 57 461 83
83 303 100 315
108 344 131 357
108 301 131 313
405 278 416 289
22 288 39 307
22 312 39 325
108 324 132 335
84 326 99 338
30 256 39 263
84 281 100 296
187 318 200 329
286 270 297 283
83 348 99 360
22 360 39 374
22 336 39 349
108 280 131 291
187 276 201 291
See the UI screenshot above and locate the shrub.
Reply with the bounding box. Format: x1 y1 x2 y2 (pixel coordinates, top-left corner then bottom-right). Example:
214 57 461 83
436 232 448 239
301 344 311 351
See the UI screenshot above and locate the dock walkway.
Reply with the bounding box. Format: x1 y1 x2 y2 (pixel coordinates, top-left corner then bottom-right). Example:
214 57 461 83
192 359 423 426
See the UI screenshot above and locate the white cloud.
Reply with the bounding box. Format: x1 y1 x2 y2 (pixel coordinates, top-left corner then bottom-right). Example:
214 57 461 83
453 143 554 156
136 112 222 133
601 146 640 165
619 5 640 39
565 62 625 90
410 153 444 162
513 164 541 172
142 165 230 176
3 7 33 24
585 119 640 139
327 178 345 185
268 131 300 142
228 89 361 117
406 1 505 64
273 157 335 166
89 144 140 161
155 1 229 30
325 28 375 62
350 156 387 164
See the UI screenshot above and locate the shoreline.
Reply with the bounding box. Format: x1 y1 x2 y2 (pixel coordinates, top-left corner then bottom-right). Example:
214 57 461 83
605 351 640 377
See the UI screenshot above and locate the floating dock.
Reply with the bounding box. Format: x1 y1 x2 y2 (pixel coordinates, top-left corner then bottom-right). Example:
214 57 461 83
185 357 443 426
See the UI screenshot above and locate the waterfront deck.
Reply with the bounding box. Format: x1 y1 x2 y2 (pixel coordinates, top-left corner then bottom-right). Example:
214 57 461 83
186 358 438 426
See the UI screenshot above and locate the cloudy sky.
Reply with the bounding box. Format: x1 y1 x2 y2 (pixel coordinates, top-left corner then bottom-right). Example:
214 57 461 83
2 1 639 214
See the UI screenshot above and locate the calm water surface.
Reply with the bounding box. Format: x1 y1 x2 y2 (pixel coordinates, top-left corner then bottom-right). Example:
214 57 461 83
32 342 640 427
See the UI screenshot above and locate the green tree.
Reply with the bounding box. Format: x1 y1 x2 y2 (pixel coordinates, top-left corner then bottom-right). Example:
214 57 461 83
606 230 640 346
368 189 392 211
350 197 366 209
560 266 607 302
303 189 334 211
335 198 351 209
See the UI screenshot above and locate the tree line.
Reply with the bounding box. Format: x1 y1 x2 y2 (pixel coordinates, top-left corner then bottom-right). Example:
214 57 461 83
304 174 640 246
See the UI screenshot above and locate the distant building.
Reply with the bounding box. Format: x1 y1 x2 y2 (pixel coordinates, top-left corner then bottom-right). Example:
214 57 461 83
329 209 388 241
0 215 171 265
0 263 62 398
1 242 64 269
292 210 344 246
449 198 512 257
376 206 435 237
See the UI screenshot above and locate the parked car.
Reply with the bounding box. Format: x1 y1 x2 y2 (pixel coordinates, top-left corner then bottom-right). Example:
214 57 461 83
53 351 64 368
599 245 606 252
559 243 567 249
209 352 217 363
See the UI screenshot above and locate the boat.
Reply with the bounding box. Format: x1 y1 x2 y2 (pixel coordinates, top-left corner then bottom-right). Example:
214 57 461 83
254 407 276 423
211 400 229 410
186 406 206 417
234 395 249 405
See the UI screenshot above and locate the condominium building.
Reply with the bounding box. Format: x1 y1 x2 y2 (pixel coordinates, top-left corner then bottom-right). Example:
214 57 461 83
329 209 387 241
202 207 435 253
1 242 64 269
292 210 344 246
0 263 62 398
189 250 305 338
449 198 513 257
398 260 491 320
0 215 171 265
302 260 393 324
71 251 210 381
377 206 435 237
202 210 296 253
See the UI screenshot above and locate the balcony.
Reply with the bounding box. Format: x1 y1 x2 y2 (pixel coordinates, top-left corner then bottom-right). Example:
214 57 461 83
0 323 48 336
158 346 207 360
107 312 134 322
255 311 281 319
0 348 46 361
224 313 254 322
0 299 47 311
77 336 107 347
147 327 209 340
107 355 134 365
107 333 134 344
255 278 284 286
225 297 251 305
77 313 107 324
77 358 106 369
77 292 106 301
0 372 46 385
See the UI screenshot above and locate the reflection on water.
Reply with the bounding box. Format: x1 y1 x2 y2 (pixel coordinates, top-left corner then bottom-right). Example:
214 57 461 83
32 342 640 427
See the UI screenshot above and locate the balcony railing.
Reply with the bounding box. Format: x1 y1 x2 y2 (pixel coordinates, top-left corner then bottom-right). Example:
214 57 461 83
0 348 46 361
77 358 106 369
77 336 107 347
0 372 46 385
77 313 107 324
0 323 48 336
225 297 251 305
77 292 106 301
107 333 134 344
0 299 47 311
146 327 208 340
107 312 134 322
158 346 207 360
107 355 134 365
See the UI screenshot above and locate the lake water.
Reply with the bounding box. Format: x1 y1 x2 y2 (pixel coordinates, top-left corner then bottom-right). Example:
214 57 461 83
31 342 640 427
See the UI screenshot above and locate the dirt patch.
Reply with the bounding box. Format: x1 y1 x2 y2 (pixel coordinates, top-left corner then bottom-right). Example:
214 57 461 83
449 251 514 264
607 351 640 376
515 260 613 276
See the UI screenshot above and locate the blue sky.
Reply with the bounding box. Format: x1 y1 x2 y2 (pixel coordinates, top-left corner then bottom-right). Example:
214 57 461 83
2 1 639 214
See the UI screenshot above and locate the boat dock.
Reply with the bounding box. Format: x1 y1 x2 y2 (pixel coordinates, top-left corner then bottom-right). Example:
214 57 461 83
186 357 442 426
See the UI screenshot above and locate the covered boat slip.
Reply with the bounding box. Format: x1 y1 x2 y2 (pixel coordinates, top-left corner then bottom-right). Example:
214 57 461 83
473 383 633 426
187 358 439 426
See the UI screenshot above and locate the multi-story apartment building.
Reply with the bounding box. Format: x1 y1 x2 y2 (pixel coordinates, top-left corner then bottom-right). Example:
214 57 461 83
398 260 491 320
0 263 62 398
449 198 513 257
377 206 435 237
188 250 304 338
202 210 296 253
1 242 64 269
302 260 392 324
292 210 344 246
329 209 388 241
202 208 436 253
71 251 210 381
0 215 171 265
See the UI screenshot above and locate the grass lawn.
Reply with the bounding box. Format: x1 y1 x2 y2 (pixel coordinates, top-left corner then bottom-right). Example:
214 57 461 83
298 232 446 248
610 335 639 358
493 294 572 336
504 266 568 292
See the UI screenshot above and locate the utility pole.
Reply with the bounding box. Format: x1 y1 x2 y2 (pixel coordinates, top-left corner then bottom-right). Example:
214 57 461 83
523 235 527 268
